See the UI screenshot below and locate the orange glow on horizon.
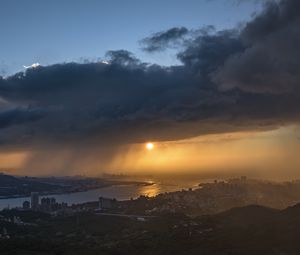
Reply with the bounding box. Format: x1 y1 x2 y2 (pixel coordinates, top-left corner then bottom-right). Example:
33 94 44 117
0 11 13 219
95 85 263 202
104 126 300 179
1 126 300 180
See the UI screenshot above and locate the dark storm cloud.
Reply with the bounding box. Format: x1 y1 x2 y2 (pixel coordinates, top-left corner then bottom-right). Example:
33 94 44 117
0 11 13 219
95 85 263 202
105 50 141 66
213 0 300 93
0 61 233 146
0 107 46 129
140 27 189 52
177 29 244 76
0 0 299 150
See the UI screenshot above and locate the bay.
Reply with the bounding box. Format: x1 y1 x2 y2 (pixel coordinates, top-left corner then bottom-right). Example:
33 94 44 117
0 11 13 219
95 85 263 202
0 179 202 210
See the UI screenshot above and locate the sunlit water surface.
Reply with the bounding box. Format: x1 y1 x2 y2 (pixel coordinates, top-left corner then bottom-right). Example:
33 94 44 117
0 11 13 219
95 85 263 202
0 178 205 210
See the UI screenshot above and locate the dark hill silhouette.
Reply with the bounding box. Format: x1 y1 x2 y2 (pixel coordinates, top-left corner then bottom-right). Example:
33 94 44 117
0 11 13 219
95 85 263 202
0 174 23 186
0 174 59 197
216 204 278 227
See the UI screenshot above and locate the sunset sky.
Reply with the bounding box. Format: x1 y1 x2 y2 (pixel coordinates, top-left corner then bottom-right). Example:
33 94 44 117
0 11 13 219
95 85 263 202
0 0 300 179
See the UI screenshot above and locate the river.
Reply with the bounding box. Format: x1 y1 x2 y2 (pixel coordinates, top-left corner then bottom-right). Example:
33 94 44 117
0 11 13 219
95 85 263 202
0 179 202 210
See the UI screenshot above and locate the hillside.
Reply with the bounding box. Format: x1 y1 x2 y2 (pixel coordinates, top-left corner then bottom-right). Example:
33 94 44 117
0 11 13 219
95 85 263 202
2 203 300 254
0 174 60 197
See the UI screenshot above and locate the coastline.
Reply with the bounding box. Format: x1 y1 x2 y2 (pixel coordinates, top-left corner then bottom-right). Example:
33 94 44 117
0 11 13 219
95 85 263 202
0 180 154 200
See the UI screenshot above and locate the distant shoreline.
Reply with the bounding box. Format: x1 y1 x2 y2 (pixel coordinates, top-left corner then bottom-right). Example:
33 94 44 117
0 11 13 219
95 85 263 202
0 181 154 200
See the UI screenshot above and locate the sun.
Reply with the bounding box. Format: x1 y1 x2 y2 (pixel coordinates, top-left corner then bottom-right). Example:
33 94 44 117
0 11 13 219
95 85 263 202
146 142 154 150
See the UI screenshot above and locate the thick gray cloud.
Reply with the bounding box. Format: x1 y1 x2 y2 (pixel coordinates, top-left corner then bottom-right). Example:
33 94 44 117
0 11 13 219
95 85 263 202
213 0 300 93
0 0 299 151
0 61 235 147
178 29 244 78
140 27 189 52
0 107 45 129
105 50 141 66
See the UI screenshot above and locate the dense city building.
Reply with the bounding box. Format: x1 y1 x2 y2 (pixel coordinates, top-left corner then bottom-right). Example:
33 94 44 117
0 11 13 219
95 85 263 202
30 192 39 210
22 201 30 210
99 197 118 210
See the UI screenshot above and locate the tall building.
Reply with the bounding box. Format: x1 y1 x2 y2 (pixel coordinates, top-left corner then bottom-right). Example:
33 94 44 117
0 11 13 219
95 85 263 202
22 201 30 210
40 197 57 212
98 197 117 210
31 192 39 210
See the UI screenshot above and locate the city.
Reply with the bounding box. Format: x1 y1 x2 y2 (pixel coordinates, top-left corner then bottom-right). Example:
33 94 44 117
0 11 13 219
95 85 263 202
2 176 300 254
